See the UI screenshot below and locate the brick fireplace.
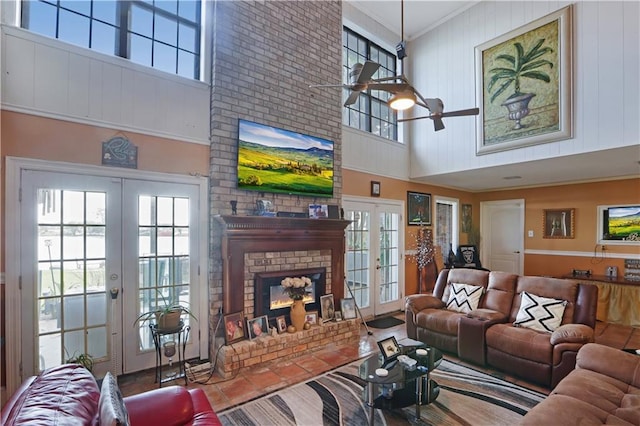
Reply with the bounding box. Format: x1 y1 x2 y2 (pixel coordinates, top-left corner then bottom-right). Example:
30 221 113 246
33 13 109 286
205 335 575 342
216 215 351 316
214 215 356 377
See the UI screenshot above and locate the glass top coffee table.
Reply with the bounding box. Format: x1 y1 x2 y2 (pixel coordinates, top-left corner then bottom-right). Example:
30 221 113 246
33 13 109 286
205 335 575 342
358 344 442 425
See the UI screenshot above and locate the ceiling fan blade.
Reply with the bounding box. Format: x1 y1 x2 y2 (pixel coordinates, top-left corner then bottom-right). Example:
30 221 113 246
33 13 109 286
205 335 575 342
357 61 380 83
433 117 445 131
440 108 480 117
344 90 361 106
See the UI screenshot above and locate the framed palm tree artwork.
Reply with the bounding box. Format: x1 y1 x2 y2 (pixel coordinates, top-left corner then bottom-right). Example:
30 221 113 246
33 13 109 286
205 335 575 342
475 5 573 154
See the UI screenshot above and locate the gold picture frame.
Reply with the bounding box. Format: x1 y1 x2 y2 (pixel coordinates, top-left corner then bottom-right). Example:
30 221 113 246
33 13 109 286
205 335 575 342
543 208 575 239
475 6 573 154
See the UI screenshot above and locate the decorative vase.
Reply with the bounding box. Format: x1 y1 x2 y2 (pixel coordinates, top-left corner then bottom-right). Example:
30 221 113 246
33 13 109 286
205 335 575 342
501 93 535 130
290 299 306 331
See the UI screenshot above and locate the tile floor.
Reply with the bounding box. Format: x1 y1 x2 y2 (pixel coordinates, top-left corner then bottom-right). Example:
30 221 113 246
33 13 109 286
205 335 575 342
118 315 639 413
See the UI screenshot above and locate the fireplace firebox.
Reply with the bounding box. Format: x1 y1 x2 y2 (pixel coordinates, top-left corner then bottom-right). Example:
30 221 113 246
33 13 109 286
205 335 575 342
254 268 326 323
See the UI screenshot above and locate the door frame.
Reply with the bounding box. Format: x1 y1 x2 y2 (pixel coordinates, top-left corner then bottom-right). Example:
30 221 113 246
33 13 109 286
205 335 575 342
480 199 525 274
342 195 405 317
4 156 209 395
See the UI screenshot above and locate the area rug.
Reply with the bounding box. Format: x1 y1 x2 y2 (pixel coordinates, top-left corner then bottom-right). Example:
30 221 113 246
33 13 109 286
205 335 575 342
367 316 405 329
217 357 546 425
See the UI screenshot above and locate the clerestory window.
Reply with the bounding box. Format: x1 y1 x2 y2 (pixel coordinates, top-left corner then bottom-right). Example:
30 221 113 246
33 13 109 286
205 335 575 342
342 27 398 142
21 0 201 80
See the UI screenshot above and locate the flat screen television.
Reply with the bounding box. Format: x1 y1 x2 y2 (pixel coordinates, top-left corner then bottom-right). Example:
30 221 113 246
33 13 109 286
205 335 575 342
598 204 640 243
237 119 334 198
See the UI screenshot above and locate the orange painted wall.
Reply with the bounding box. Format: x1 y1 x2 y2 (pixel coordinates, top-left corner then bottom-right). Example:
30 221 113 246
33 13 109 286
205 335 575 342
343 170 640 290
342 169 475 295
0 111 211 271
470 178 640 277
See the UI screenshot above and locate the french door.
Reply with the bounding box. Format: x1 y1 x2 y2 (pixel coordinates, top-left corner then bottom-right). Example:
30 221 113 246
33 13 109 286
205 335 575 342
343 197 404 318
7 159 207 388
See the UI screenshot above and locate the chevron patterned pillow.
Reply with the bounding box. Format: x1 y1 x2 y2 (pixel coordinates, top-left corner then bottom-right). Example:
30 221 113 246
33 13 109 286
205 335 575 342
514 291 568 333
446 283 483 313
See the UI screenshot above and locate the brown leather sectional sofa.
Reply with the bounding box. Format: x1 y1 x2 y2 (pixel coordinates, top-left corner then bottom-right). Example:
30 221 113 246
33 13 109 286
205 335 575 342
521 343 640 425
405 268 598 388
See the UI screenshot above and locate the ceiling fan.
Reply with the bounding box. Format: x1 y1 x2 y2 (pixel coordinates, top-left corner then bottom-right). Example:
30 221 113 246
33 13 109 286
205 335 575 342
309 0 479 131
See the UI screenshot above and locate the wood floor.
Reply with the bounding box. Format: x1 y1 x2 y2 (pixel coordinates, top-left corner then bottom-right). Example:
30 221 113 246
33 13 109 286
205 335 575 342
118 317 639 413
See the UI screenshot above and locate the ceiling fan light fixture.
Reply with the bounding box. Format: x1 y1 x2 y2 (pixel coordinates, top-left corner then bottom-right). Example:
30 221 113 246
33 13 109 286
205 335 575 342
388 91 416 110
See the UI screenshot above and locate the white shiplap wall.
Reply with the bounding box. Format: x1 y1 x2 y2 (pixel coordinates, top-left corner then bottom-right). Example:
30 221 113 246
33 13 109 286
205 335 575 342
407 1 639 178
1 26 210 145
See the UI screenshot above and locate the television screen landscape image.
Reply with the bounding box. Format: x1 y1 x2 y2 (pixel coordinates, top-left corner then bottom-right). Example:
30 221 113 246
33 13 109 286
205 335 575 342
602 205 640 241
237 119 334 198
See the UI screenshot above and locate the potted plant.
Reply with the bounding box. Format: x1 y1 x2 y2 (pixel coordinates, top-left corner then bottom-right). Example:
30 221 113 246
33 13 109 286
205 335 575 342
65 349 94 373
487 38 554 129
134 290 197 331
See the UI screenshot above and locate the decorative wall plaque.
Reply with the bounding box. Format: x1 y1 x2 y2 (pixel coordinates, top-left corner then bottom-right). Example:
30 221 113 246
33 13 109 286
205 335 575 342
102 136 138 169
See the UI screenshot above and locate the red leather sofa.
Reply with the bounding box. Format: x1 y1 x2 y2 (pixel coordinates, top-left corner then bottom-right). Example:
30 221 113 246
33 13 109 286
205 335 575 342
1 364 221 425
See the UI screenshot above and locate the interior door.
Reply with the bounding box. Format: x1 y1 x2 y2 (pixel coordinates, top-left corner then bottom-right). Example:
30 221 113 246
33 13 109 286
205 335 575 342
19 169 203 379
343 198 404 318
480 200 524 274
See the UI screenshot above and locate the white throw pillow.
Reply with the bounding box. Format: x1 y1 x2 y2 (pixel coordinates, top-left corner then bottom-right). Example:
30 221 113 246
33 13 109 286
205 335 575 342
514 291 567 333
446 283 483 313
99 372 130 426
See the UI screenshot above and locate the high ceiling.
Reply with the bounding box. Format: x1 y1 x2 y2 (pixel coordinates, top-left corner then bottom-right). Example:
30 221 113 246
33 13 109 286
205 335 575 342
344 1 640 191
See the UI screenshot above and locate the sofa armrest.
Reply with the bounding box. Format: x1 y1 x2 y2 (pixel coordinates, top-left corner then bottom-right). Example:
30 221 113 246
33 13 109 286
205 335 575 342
550 324 594 345
125 386 197 426
405 294 445 314
577 343 640 387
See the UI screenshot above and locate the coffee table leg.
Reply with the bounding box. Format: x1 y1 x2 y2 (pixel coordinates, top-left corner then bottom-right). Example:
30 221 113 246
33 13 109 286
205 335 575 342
366 382 375 426
416 376 424 419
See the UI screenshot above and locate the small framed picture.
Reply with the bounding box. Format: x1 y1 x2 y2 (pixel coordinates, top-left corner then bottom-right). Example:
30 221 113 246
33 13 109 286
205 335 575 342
320 294 335 322
305 311 319 325
377 336 401 362
309 204 328 219
223 311 246 345
276 315 287 333
247 315 269 340
371 181 381 197
340 298 357 320
543 208 575 239
334 311 343 321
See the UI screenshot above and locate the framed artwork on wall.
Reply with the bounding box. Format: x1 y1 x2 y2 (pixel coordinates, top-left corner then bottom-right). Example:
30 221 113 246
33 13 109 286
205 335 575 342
475 6 573 154
462 204 472 233
407 191 432 226
371 181 381 197
543 208 575 239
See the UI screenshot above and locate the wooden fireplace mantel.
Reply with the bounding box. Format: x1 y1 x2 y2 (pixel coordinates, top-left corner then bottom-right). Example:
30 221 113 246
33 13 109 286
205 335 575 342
215 215 351 315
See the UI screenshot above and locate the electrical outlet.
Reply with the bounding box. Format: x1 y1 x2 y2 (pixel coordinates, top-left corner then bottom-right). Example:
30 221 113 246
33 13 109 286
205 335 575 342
601 245 607 251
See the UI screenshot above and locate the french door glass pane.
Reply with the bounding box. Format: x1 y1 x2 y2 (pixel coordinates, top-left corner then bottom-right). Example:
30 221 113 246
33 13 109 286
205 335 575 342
345 210 370 309
378 213 399 304
37 188 107 370
136 195 191 352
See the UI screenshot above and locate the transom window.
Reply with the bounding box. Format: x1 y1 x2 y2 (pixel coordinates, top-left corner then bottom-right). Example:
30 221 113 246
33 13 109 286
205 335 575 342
343 27 398 141
21 0 201 80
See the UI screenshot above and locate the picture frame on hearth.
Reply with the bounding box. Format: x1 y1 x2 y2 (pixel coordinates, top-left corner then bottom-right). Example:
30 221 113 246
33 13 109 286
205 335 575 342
305 311 319 325
340 298 357 320
223 311 246 345
247 315 269 340
320 294 335 323
377 336 401 362
276 315 287 333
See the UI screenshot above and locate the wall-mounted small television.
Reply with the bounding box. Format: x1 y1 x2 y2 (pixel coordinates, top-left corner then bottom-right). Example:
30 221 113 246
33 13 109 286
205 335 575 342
237 119 334 198
597 204 640 244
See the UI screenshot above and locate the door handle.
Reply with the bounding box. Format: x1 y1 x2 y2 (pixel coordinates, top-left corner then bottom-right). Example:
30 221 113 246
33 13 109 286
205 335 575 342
513 251 521 254
110 287 119 300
